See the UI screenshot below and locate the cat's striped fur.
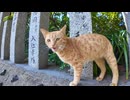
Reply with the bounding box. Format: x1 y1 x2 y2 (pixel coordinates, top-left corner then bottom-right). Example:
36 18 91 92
40 25 119 86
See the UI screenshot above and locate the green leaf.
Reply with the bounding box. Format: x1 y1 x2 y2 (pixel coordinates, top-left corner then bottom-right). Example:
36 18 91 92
3 16 9 22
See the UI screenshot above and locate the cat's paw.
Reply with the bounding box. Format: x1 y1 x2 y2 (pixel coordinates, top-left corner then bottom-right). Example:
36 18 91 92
69 82 77 86
109 83 117 86
96 77 103 81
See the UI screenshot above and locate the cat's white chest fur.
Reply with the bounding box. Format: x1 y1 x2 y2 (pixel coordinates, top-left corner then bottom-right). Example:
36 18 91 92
56 52 67 63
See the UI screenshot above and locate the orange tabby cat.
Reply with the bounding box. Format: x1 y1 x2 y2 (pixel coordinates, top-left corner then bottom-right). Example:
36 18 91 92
40 25 119 86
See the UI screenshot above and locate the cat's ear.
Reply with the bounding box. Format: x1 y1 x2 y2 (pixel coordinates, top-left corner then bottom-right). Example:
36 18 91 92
60 25 66 35
40 28 49 38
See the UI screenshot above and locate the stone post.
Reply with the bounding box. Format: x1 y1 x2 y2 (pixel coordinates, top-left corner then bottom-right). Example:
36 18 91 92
1 20 12 60
0 12 10 57
68 12 93 79
10 12 28 63
28 12 49 69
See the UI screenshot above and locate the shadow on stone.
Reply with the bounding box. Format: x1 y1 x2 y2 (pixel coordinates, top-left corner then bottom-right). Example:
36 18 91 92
37 84 44 86
0 69 6 76
0 82 3 86
11 75 19 83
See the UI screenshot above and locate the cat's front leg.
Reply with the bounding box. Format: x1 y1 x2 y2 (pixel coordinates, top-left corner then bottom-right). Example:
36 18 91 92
69 65 83 86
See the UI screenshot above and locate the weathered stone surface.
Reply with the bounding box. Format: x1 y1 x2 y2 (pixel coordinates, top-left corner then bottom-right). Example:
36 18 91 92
0 59 129 86
10 12 28 63
68 12 93 79
0 12 10 57
81 61 93 79
28 12 49 69
1 20 12 60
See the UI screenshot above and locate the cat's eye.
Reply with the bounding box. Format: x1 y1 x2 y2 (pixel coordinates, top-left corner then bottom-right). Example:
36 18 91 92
47 39 51 42
56 38 60 41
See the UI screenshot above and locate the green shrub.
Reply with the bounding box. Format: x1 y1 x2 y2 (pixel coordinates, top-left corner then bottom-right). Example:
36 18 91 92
48 12 69 70
92 12 129 79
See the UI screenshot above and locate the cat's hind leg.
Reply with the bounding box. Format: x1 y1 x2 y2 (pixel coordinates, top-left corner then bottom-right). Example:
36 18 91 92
95 58 106 81
105 52 119 86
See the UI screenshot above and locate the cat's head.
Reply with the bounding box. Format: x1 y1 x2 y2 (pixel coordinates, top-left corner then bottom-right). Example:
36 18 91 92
40 25 68 52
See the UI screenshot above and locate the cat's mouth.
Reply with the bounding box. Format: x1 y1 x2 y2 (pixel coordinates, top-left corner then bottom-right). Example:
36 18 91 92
51 45 64 52
52 47 57 52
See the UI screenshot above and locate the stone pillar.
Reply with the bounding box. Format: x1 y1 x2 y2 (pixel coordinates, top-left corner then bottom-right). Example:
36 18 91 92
28 12 49 69
1 20 12 60
10 12 28 63
0 12 10 57
68 12 93 79
122 12 130 75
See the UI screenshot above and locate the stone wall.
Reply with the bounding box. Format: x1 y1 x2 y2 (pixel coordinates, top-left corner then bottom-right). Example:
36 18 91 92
0 12 10 57
1 20 12 60
0 12 94 86
10 12 28 63
68 12 93 79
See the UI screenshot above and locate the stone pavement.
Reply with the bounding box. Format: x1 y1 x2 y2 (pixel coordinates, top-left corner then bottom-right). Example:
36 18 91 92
0 59 130 86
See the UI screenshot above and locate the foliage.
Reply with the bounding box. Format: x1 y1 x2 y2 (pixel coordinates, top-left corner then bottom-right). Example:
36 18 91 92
49 12 69 35
3 12 14 22
25 13 31 58
92 12 129 79
49 12 70 69
24 12 129 76
48 50 69 70
49 12 129 78
3 12 129 78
